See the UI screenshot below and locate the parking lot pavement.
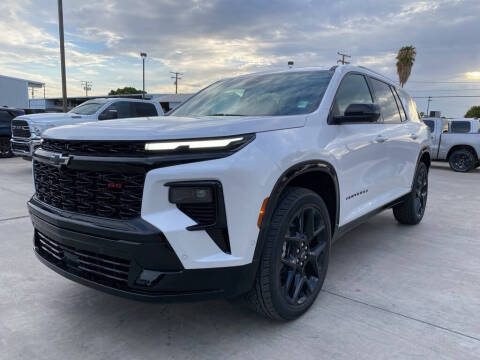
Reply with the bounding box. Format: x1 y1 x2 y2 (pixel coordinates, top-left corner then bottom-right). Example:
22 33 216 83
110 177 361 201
1 157 479 360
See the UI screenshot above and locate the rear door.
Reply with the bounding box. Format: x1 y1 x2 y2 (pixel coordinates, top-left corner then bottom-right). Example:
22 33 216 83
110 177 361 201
369 78 419 196
330 73 390 225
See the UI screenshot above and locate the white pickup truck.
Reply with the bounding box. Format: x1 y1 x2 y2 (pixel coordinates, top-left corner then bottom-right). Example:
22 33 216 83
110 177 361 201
10 98 163 158
423 117 480 172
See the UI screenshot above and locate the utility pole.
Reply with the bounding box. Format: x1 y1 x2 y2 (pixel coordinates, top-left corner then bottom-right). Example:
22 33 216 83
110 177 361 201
31 87 35 99
44 84 46 99
337 52 351 65
170 71 183 94
426 96 432 116
140 52 147 99
57 0 68 112
81 81 92 96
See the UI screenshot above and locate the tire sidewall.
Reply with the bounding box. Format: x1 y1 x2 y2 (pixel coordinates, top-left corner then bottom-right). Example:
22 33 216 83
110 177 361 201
449 150 475 172
267 191 331 319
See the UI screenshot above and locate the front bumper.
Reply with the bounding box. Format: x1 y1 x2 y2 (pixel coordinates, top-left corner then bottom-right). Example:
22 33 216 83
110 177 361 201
28 198 257 302
11 138 41 158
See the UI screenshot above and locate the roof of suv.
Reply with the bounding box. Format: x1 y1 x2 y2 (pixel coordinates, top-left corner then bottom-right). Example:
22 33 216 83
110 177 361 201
222 65 398 88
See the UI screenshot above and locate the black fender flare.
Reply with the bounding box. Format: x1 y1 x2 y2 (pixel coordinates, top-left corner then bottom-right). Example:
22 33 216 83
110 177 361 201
252 160 340 263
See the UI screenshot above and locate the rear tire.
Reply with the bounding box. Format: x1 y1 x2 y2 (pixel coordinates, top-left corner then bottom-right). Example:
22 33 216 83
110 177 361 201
393 162 428 225
244 187 331 320
449 149 476 172
0 137 13 158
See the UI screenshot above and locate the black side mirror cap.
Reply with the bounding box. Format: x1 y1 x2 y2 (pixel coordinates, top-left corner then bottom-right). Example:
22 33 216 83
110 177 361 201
332 103 381 124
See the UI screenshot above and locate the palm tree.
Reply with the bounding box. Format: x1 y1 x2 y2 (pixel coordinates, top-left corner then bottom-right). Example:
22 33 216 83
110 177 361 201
396 46 416 87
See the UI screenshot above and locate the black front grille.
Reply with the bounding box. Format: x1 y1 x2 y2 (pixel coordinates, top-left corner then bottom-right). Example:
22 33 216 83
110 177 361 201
11 120 31 138
11 142 30 153
35 232 130 286
41 139 147 157
33 161 145 219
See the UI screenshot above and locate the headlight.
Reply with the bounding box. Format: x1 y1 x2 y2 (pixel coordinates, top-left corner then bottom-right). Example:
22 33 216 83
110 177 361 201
33 127 42 136
144 134 255 152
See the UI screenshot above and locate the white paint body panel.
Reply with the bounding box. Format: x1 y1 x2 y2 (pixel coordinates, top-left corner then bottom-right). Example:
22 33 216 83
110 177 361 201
38 65 430 270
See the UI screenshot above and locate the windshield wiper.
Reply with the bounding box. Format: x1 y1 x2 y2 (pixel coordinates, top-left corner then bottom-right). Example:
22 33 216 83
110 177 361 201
206 113 247 116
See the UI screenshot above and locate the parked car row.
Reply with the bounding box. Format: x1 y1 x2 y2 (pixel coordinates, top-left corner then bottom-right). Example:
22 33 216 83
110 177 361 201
10 98 163 159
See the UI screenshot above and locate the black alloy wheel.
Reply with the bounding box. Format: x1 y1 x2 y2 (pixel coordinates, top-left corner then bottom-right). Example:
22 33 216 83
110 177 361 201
449 149 476 172
393 161 428 225
413 163 428 217
279 206 328 305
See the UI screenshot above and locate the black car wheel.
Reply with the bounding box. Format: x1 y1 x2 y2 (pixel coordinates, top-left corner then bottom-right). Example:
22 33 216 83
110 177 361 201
0 137 13 158
449 149 476 172
393 162 428 225
245 187 331 320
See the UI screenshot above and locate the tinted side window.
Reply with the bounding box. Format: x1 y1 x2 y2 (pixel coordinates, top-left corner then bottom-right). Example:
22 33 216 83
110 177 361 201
370 78 402 123
450 121 471 133
423 120 435 132
331 74 373 117
0 111 13 122
102 102 133 119
133 102 158 117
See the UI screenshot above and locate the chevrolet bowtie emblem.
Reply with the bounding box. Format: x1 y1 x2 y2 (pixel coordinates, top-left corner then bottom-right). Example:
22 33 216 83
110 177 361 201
49 153 71 167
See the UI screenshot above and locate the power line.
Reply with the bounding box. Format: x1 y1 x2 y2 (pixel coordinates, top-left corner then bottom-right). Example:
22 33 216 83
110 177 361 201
412 95 480 98
81 81 92 96
408 80 480 84
170 71 183 94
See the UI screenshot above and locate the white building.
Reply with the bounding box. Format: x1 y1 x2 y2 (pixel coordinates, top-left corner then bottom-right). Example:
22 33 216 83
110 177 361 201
0 75 44 109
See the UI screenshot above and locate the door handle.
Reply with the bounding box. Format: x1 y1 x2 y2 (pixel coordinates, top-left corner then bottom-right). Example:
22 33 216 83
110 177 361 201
375 135 387 143
410 133 418 140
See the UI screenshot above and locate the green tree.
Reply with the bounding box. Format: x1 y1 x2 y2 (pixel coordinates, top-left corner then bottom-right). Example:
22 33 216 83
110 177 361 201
465 105 480 118
108 86 145 95
396 46 416 87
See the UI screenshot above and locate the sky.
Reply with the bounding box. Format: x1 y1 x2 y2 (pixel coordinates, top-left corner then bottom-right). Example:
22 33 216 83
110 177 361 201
1 0 479 117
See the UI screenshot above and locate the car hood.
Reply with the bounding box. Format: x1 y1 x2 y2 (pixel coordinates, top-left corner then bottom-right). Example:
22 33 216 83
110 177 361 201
43 115 307 141
16 112 93 125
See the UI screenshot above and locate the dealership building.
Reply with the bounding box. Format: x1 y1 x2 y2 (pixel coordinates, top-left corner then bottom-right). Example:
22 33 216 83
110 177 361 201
0 75 45 109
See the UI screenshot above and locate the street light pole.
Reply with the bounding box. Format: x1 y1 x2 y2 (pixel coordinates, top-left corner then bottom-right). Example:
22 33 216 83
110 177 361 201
57 0 68 112
140 52 147 99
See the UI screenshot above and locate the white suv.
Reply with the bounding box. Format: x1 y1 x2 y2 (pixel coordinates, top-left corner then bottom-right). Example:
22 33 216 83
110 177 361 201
28 65 430 320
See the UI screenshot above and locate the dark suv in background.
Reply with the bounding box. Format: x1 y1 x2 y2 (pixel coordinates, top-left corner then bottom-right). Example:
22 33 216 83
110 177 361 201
0 107 24 158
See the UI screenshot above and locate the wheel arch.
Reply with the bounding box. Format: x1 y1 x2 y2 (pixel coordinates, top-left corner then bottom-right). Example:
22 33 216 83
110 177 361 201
253 160 339 262
446 145 479 161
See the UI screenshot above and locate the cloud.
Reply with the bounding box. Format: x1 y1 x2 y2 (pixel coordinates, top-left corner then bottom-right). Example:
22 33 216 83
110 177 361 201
0 0 479 115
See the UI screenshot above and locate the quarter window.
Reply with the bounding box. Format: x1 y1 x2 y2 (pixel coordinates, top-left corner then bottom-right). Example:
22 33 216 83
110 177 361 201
331 74 373 117
392 88 407 121
450 121 471 133
370 78 402 123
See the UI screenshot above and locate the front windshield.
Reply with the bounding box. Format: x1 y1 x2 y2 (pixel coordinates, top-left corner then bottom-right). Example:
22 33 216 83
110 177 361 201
171 71 333 117
69 102 104 115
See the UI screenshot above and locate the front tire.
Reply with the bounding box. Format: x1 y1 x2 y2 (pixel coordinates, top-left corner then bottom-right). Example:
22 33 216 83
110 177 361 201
393 162 428 225
449 149 476 172
245 187 331 320
0 137 13 158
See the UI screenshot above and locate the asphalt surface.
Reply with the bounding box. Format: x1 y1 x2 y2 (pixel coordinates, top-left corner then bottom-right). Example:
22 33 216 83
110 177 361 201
1 157 479 360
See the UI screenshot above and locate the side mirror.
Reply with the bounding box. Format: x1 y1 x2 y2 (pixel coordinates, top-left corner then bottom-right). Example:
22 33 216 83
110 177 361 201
99 109 118 120
332 103 381 124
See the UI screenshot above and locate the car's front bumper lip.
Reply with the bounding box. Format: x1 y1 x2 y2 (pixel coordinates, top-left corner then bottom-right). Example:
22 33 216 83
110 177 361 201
28 198 257 302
